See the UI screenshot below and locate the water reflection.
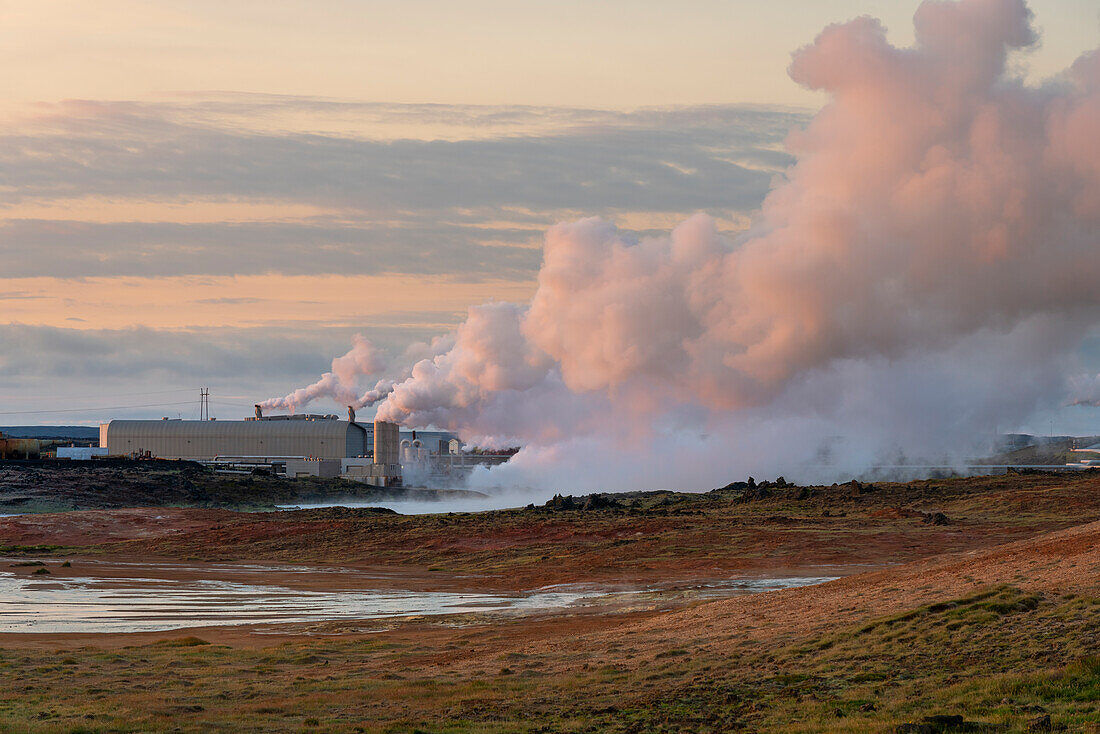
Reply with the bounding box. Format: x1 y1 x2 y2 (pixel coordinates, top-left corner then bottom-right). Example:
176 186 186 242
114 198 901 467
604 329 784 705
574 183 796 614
0 570 836 634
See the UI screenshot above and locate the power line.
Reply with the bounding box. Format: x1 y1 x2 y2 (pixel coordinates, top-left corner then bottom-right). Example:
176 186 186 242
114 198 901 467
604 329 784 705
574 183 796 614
0 401 197 416
0 388 198 402
209 399 263 409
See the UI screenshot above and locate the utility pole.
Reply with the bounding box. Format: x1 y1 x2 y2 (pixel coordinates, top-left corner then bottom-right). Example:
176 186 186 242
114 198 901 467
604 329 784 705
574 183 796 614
200 388 210 421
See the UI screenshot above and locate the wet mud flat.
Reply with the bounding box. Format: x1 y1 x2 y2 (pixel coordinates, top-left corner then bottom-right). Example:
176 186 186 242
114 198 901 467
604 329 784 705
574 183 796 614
0 556 838 634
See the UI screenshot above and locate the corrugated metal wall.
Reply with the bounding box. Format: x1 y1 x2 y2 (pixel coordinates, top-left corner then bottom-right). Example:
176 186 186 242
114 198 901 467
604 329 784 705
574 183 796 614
104 420 368 460
373 421 400 465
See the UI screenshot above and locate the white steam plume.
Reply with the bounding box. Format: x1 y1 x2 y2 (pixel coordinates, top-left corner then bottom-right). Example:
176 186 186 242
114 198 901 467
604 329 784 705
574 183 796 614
260 335 393 413
369 0 1100 492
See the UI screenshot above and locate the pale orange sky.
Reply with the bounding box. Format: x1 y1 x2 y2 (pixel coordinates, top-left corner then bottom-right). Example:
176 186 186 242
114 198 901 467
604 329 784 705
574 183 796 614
0 274 536 331
2 0 1097 422
2 0 1094 336
1 1 1094 109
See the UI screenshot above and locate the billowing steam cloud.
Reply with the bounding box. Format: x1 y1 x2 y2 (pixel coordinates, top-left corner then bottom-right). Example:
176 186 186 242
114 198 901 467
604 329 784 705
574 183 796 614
260 335 393 413
284 0 1100 491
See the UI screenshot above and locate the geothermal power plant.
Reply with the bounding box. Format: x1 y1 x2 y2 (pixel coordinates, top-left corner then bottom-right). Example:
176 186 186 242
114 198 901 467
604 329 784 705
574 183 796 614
95 407 507 486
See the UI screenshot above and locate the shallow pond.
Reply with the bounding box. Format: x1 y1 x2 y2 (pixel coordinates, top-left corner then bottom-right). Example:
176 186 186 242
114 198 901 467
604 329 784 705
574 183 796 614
0 565 837 634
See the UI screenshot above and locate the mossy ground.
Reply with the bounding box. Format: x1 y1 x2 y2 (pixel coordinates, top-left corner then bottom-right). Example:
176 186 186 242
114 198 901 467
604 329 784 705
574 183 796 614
0 586 1096 733
2 472 1100 732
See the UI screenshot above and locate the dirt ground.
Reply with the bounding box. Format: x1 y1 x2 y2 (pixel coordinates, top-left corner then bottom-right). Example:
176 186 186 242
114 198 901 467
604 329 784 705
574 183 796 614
0 470 1098 732
2 469 1096 589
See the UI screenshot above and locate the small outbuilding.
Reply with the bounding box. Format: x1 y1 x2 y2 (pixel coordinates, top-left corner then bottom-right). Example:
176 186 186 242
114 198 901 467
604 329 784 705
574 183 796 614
56 446 109 460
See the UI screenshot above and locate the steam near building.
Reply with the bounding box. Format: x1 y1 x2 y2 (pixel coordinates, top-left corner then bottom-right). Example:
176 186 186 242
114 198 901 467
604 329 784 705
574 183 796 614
70 0 1095 494
98 409 474 486
258 0 1100 492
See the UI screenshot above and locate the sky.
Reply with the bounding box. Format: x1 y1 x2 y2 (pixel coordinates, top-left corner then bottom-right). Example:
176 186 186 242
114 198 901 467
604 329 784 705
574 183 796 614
2 0 1099 430
2 1 1097 107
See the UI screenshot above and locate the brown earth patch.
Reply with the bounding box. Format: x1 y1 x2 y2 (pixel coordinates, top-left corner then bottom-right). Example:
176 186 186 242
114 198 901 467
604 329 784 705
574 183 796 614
0 507 236 546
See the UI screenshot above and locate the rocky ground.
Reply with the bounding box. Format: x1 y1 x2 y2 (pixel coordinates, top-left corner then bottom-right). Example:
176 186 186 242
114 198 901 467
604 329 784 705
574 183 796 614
0 470 1097 732
0 459 480 513
1 469 1093 590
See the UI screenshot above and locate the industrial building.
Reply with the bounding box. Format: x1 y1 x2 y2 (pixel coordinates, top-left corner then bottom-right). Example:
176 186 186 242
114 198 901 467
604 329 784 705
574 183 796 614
99 412 417 485
101 416 370 460
56 446 109 460
0 431 40 460
93 402 516 484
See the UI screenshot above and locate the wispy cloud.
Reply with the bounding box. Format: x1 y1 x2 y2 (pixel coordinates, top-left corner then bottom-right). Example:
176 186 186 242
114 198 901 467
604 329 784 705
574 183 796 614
0 219 542 278
0 100 803 284
0 323 436 382
0 96 806 420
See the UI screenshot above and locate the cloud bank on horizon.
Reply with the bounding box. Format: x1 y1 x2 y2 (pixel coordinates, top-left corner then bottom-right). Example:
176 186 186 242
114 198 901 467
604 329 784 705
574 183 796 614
274 0 1100 491
0 102 800 418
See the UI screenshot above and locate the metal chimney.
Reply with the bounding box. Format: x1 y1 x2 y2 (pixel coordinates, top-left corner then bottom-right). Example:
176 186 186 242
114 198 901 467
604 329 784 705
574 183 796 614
254 404 263 420
348 406 356 423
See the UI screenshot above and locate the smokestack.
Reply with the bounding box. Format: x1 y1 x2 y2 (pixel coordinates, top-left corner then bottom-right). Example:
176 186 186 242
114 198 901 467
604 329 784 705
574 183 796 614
348 405 356 423
254 404 263 420
373 420 400 466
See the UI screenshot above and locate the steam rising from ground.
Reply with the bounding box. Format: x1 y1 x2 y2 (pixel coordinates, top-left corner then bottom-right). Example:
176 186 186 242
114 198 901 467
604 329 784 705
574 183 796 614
276 0 1100 492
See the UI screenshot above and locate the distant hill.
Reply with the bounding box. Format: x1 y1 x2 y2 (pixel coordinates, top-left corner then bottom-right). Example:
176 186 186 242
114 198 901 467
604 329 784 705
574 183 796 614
0 426 99 440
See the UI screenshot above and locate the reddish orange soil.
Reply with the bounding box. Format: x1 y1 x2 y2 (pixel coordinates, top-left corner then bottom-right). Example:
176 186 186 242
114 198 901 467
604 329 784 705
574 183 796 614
0 472 1097 653
3 515 1095 678
0 507 237 546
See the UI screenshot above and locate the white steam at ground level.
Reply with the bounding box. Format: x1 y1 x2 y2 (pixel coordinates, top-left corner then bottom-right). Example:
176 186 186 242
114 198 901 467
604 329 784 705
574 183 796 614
270 0 1100 494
